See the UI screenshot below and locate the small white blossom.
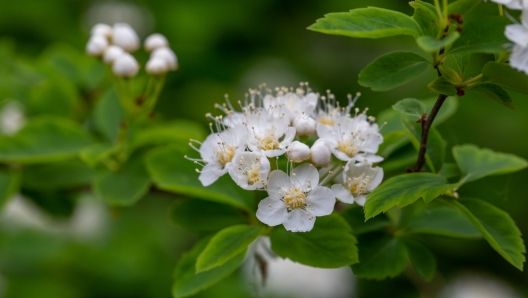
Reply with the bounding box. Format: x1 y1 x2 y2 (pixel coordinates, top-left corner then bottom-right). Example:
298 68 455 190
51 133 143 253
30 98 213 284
331 161 383 206
293 114 317 136
263 90 318 123
490 0 528 9
146 57 169 75
91 23 113 38
86 35 108 56
310 139 332 167
245 111 296 157
505 13 528 74
102 45 124 64
229 151 270 190
151 47 178 70
112 23 140 52
144 33 169 52
0 101 25 135
112 53 139 77
256 164 335 232
287 141 311 163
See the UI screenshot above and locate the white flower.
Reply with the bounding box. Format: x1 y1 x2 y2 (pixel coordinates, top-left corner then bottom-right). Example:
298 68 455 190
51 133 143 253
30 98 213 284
86 35 108 56
287 141 311 162
0 101 25 135
245 111 296 157
91 23 113 38
331 161 383 206
263 90 318 123
146 57 169 75
197 124 248 186
229 151 270 190
144 33 169 52
310 139 332 167
112 53 139 77
490 0 528 9
112 23 140 52
102 45 124 64
505 13 528 74
256 164 335 232
317 113 383 163
293 114 316 136
151 47 178 70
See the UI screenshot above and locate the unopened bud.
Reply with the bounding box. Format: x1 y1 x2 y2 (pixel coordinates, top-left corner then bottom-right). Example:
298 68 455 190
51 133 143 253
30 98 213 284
112 23 140 52
144 33 169 52
112 53 139 77
86 35 108 56
287 141 311 162
293 115 316 136
91 23 113 38
310 140 332 167
103 45 124 64
146 57 169 75
151 47 178 70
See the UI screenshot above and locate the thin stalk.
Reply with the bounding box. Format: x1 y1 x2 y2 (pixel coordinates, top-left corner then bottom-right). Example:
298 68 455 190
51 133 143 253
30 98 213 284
499 4 504 16
434 0 444 27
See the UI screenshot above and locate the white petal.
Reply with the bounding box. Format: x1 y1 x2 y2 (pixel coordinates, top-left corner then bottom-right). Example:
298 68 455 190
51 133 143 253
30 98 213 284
307 186 336 216
510 45 528 75
505 24 528 47
256 197 287 226
331 184 355 204
355 195 367 206
267 170 290 199
280 127 297 147
291 164 319 190
368 167 384 191
198 163 226 186
261 148 287 158
354 154 384 163
283 209 315 232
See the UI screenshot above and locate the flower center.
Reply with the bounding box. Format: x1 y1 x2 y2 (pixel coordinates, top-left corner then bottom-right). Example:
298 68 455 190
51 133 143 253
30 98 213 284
283 188 307 210
337 140 359 157
215 145 236 165
319 116 334 126
347 175 371 197
256 127 280 151
244 162 261 185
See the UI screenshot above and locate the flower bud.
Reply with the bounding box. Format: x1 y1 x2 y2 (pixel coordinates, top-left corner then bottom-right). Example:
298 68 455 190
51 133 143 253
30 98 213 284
310 139 332 167
86 35 108 56
151 47 178 70
103 45 125 64
91 24 113 38
112 23 140 52
146 57 169 75
112 53 139 77
144 33 169 52
287 141 311 162
293 114 316 136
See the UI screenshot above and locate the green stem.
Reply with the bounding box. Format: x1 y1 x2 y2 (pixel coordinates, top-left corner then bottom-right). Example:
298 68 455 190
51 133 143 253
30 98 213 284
434 0 444 27
498 4 504 16
442 0 448 19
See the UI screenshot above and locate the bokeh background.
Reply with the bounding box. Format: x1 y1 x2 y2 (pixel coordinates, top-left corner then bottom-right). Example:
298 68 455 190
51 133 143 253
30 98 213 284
0 0 527 297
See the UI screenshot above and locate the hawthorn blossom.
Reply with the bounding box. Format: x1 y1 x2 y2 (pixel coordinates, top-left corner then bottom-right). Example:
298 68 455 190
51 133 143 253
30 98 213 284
331 161 383 206
256 164 335 232
505 13 528 74
245 111 296 157
490 0 528 9
263 88 318 123
229 151 270 190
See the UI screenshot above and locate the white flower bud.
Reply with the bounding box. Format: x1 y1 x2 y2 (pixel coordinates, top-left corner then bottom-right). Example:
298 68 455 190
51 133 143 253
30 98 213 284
112 23 140 52
112 53 139 77
146 57 169 75
103 45 125 64
287 141 311 162
310 139 332 167
86 35 108 56
293 114 316 136
91 24 113 38
144 33 169 52
151 47 178 70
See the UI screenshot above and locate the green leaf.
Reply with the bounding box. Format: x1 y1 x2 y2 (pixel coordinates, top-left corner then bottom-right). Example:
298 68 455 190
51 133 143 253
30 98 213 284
402 118 446 173
26 77 80 119
93 89 124 141
196 225 262 272
365 173 454 219
79 143 119 167
22 160 95 190
468 83 514 109
145 146 254 212
351 233 407 279
452 53 471 77
446 198 526 270
482 62 528 94
172 237 245 298
308 7 422 39
410 2 440 37
359 51 430 91
438 65 462 84
439 162 460 179
428 77 457 96
378 131 409 158
453 144 528 185
403 201 480 238
447 17 510 55
392 98 425 119
130 120 206 152
0 170 20 209
94 154 151 206
341 207 391 236
170 199 247 233
270 214 358 268
416 32 460 53
404 240 436 281
448 0 482 15
0 117 92 164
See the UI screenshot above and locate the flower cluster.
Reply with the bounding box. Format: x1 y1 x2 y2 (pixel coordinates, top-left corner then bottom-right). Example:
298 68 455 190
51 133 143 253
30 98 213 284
188 84 384 232
492 0 528 73
86 23 178 77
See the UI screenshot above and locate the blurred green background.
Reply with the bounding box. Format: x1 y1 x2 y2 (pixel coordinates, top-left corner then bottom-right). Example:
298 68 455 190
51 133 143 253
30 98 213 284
0 0 527 297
